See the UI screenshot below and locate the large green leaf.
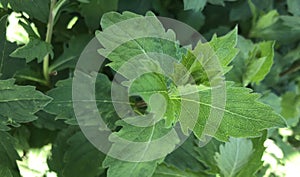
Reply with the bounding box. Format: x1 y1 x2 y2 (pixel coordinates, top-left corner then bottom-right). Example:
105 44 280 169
177 82 286 141
0 79 52 131
103 120 179 177
0 15 26 79
0 131 21 177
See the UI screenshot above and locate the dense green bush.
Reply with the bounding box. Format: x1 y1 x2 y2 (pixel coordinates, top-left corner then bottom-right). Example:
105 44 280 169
0 0 299 177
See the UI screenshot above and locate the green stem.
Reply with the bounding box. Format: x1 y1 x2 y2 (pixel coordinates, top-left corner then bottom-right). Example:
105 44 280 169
16 75 49 86
43 0 56 84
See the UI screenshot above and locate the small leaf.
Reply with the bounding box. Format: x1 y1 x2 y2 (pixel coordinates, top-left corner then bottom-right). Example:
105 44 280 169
287 0 300 16
183 0 207 12
10 38 53 63
0 79 52 131
215 137 253 177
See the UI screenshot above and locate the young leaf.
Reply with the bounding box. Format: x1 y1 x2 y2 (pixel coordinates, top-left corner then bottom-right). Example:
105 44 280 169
0 79 52 131
10 38 53 63
0 131 21 177
226 36 275 86
215 137 253 177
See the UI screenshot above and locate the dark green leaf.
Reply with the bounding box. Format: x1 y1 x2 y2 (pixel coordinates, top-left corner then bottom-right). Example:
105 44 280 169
0 15 26 79
0 79 52 131
0 131 21 177
79 0 118 30
10 38 53 63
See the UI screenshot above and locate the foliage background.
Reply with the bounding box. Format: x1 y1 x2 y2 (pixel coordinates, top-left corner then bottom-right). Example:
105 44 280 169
0 0 300 177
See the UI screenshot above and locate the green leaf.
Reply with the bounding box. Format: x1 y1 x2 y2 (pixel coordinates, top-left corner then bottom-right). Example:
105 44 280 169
165 135 206 172
226 36 275 86
207 0 237 6
281 91 300 119
98 11 184 73
0 131 21 177
183 0 207 12
103 120 179 177
180 27 238 85
63 132 106 177
10 38 53 63
0 79 52 131
0 15 26 79
49 35 92 72
287 0 300 16
194 138 222 174
1 0 50 23
242 41 275 86
79 0 118 30
44 73 119 127
153 163 206 177
236 131 267 177
177 83 286 141
215 137 253 177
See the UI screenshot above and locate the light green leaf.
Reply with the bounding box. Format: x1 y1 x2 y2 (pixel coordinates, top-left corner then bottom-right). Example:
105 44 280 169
103 120 179 177
153 164 205 177
1 0 50 23
0 131 21 177
179 27 238 85
79 0 118 30
10 38 53 63
0 79 52 131
227 36 275 86
0 15 26 79
215 137 253 177
242 41 275 86
183 0 207 11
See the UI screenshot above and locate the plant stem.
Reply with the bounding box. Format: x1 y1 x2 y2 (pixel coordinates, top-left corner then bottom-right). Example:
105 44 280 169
43 0 56 84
